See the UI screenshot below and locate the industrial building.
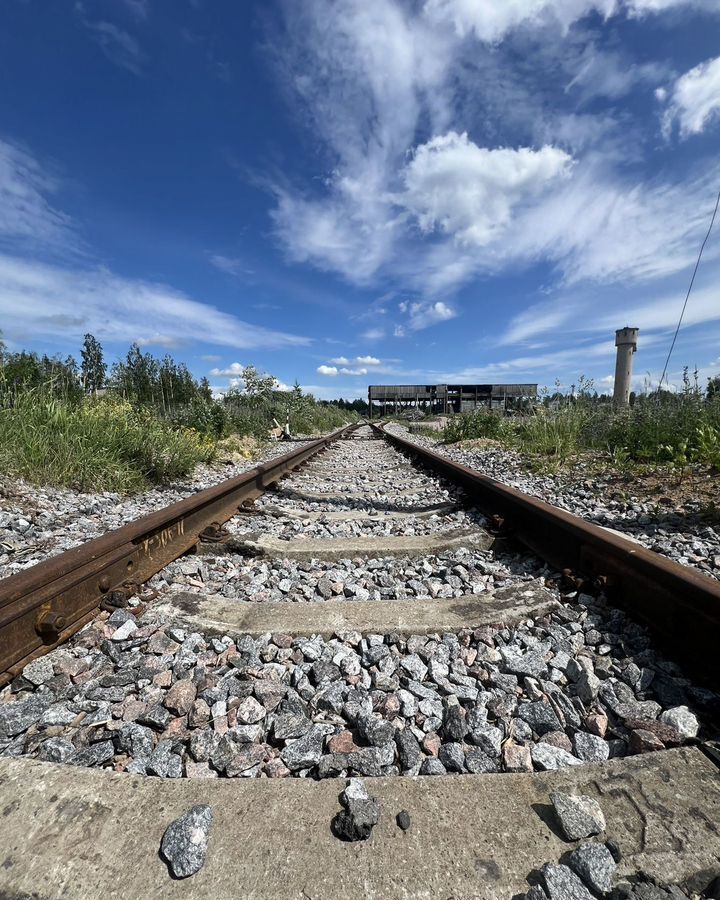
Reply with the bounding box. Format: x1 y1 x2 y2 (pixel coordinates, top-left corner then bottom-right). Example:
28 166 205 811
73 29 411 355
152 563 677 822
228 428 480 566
367 383 537 417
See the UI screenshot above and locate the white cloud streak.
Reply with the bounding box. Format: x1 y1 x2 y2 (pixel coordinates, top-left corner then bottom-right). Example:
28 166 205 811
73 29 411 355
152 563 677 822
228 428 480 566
0 140 76 251
0 255 310 351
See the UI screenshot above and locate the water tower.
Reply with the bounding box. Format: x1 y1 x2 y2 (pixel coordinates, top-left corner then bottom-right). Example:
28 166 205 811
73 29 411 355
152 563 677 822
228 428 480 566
613 327 639 406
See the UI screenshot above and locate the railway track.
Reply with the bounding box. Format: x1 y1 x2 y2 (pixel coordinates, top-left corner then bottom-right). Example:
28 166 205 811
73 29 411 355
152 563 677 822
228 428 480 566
0 423 719 899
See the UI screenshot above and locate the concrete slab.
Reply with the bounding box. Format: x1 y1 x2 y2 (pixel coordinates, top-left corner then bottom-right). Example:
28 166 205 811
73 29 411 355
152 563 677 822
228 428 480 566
234 528 493 560
0 748 718 899
146 581 558 637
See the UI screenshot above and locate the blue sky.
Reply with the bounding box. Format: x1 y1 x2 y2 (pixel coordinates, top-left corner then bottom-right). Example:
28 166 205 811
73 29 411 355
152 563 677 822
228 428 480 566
1 0 719 400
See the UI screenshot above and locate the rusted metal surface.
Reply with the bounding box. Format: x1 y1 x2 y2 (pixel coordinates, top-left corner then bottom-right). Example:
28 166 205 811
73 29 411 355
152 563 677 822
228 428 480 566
0 425 355 684
376 424 720 684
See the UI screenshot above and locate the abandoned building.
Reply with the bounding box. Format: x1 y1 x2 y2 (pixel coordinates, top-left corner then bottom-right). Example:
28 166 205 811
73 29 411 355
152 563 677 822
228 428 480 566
367 384 538 417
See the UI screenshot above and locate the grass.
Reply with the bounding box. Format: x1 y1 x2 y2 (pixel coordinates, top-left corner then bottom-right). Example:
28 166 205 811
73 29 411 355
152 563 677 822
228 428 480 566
0 392 215 493
441 393 720 472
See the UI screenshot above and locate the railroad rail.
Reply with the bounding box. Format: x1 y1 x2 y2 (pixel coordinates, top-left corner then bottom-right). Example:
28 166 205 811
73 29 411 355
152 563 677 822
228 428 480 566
374 423 720 686
0 424 356 685
1 422 719 898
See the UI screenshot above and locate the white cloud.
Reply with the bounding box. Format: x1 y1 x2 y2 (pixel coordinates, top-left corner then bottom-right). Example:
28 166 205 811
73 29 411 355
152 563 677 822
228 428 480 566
510 159 720 284
81 20 144 74
209 362 245 377
0 140 75 251
423 0 618 43
339 367 368 375
0 254 310 351
329 354 381 366
362 328 386 340
565 47 668 102
317 364 338 376
661 55 720 138
424 0 715 42
399 132 572 246
208 253 254 277
405 300 458 331
120 0 149 20
270 0 720 298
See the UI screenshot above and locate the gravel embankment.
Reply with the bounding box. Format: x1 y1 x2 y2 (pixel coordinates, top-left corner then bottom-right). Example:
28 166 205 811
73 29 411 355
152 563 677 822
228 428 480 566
0 441 304 580
385 424 720 580
1 426 716 781
0 588 713 780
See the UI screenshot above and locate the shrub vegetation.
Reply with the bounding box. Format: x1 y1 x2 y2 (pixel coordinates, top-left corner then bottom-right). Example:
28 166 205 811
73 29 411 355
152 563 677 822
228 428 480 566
0 332 354 492
442 370 720 471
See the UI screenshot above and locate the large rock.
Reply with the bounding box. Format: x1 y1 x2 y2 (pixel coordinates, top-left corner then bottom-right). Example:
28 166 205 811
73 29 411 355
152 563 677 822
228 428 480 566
542 863 594 900
568 842 617 894
281 725 327 771
531 744 582 771
160 805 213 878
550 791 606 841
333 779 380 842
659 706 699 740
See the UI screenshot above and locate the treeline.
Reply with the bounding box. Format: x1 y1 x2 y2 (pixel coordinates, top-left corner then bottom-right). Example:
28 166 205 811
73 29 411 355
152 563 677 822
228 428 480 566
0 333 354 491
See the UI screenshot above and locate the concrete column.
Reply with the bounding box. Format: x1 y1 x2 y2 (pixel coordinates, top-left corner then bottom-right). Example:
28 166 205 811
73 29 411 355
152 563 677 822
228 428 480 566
613 327 639 406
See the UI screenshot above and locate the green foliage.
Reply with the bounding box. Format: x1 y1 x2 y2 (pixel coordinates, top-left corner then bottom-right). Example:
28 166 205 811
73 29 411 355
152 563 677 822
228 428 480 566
0 391 214 492
443 377 720 470
80 333 106 394
0 349 83 403
444 410 505 442
223 368 352 438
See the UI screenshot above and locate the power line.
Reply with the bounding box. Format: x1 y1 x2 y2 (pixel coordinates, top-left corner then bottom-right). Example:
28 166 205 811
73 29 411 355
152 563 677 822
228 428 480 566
659 186 720 389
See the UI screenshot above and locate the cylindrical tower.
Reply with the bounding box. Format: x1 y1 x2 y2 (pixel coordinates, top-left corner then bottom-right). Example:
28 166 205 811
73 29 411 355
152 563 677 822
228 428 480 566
613 327 639 406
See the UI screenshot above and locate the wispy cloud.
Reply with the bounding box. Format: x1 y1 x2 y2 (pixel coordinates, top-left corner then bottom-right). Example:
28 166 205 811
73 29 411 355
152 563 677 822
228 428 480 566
0 254 310 351
80 17 144 74
0 139 77 253
269 0 720 299
208 253 254 277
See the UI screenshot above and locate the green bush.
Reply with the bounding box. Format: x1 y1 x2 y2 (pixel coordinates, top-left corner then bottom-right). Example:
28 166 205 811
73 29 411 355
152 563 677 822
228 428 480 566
0 393 215 492
444 411 505 442
442 390 720 468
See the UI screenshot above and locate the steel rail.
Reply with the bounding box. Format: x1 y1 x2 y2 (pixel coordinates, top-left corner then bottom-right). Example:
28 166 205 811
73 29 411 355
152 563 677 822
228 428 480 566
0 424 356 684
376 423 720 685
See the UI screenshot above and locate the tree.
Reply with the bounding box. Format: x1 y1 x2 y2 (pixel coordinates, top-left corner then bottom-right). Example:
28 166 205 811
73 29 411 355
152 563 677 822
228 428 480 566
708 375 720 400
80 334 106 395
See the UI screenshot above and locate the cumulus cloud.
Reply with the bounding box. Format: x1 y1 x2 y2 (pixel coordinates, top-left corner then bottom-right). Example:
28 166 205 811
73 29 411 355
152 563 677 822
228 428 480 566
329 354 381 366
269 0 720 298
405 300 457 331
661 55 720 138
399 132 572 246
317 362 368 376
209 362 246 376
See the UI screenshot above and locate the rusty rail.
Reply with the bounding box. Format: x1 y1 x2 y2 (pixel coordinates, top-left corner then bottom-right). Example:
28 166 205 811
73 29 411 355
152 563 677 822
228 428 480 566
376 423 720 685
0 425 356 684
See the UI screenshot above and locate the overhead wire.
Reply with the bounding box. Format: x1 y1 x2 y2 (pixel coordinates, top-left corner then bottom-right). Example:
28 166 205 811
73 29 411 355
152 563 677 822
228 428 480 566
659 186 720 389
